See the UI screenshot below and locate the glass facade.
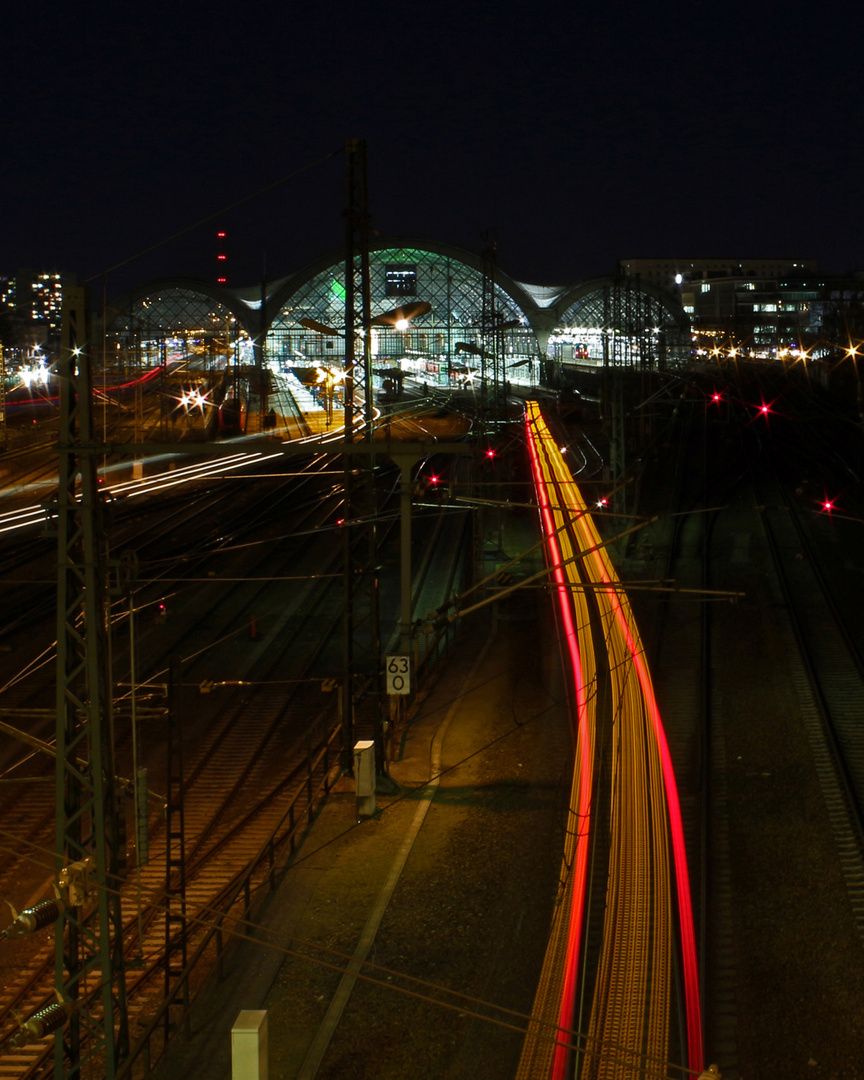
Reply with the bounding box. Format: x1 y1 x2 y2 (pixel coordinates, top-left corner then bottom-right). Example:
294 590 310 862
265 246 542 389
549 280 689 370
103 285 251 376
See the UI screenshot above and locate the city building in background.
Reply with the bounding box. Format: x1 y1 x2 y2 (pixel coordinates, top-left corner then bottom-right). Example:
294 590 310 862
0 269 78 365
619 257 817 291
619 258 864 359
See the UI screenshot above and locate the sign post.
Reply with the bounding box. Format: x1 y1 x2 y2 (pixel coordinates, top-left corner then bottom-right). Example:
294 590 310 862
385 655 411 696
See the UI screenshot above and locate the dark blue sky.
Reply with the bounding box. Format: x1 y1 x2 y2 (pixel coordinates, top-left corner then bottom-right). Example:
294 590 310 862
5 2 864 296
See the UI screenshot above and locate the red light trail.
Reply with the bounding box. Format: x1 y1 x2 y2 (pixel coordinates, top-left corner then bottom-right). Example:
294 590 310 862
524 401 703 1076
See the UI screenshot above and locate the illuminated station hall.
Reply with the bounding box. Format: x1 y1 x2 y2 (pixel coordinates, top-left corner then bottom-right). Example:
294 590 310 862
92 240 693 423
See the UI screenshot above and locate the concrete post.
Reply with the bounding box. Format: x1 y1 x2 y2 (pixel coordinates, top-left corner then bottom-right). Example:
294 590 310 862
231 1010 268 1080
354 740 376 818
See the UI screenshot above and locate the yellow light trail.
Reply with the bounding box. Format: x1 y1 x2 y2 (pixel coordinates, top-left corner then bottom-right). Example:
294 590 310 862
520 402 702 1079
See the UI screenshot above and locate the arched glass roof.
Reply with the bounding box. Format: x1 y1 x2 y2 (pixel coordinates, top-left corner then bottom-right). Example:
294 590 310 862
102 282 253 373
266 245 542 388
550 277 690 369
107 284 243 334
270 246 527 330
97 257 692 387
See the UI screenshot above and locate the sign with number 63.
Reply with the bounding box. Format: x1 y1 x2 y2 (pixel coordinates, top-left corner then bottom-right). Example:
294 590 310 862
386 655 411 695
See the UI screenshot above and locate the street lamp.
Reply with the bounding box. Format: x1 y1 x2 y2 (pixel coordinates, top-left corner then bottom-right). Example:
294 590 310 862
297 301 432 431
314 365 344 428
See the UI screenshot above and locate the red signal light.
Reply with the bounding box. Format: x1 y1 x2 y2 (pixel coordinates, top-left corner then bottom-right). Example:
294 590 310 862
752 393 778 419
485 448 495 459
216 230 227 284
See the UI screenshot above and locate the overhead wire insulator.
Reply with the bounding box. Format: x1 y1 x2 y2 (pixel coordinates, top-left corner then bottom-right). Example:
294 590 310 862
1 898 66 939
8 1001 71 1047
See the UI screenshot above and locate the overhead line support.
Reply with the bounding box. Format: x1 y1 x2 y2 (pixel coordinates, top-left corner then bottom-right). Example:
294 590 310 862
54 286 129 1078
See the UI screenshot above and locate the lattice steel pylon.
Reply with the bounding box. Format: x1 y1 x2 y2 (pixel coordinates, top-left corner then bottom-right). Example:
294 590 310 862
341 138 383 769
163 658 189 1042
0 339 6 451
54 287 129 1078
480 235 501 411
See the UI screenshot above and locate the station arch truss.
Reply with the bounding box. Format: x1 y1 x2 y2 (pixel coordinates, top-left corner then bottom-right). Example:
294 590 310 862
101 279 256 377
264 241 544 391
548 276 691 374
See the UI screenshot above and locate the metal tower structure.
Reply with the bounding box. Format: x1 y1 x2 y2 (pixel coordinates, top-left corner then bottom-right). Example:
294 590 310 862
480 235 522 414
54 287 129 1078
0 341 6 452
341 138 383 768
480 235 502 410
163 658 189 1041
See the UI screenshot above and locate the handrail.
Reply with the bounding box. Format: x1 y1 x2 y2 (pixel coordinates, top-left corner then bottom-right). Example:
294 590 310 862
115 719 342 1079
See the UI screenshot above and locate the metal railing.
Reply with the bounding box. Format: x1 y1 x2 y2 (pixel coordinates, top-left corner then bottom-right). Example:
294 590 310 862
116 720 342 1079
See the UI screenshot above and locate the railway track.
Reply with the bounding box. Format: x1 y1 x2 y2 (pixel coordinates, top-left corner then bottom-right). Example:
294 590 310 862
518 403 704 1078
0 416 476 1078
751 462 864 940
638 365 864 1076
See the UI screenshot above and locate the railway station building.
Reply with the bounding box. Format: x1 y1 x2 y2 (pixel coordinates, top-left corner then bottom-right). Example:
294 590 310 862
97 240 693 393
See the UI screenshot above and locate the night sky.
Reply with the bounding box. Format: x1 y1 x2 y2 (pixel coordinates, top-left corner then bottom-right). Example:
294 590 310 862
5 2 864 297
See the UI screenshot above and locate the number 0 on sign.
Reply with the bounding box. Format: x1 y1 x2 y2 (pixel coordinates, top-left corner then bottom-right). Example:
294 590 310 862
386 655 411 695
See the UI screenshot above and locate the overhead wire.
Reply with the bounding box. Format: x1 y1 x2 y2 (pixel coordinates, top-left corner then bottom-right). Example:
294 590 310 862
0 832 704 1079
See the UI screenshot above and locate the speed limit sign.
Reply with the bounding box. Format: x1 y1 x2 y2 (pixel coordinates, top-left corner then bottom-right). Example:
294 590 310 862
386 655 411 695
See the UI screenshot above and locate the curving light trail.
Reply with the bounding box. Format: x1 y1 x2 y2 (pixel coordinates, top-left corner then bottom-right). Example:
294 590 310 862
522 401 703 1077
525 407 597 1079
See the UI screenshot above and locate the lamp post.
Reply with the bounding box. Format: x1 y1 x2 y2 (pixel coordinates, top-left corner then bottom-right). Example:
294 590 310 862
314 364 343 428
299 300 431 427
